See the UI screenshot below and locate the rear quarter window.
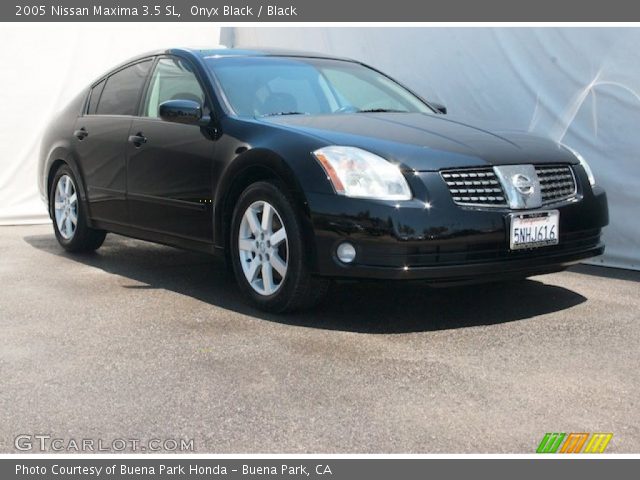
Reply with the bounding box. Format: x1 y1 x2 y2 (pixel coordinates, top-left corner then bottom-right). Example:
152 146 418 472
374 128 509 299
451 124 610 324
87 80 106 115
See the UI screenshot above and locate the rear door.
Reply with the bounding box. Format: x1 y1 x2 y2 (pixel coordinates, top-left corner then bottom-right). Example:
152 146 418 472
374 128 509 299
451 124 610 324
126 56 215 241
73 59 153 224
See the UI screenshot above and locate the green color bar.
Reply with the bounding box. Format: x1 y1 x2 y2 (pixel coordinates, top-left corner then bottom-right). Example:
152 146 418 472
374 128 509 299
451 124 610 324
537 433 566 453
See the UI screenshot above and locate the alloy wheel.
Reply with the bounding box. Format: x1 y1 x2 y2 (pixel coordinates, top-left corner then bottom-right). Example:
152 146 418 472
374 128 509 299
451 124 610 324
54 174 78 240
238 200 289 296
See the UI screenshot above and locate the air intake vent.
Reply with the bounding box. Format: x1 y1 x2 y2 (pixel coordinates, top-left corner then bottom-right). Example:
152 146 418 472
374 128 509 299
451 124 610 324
441 168 507 207
535 165 577 205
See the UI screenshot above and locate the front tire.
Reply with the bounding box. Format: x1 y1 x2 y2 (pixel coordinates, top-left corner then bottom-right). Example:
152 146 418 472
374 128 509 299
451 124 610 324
50 165 106 252
230 181 329 313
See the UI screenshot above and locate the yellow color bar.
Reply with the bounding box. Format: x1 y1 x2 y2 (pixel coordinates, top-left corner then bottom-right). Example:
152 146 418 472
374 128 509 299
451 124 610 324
584 433 613 453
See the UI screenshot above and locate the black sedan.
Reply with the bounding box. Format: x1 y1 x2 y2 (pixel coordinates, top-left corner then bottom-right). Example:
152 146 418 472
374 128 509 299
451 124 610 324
38 48 609 312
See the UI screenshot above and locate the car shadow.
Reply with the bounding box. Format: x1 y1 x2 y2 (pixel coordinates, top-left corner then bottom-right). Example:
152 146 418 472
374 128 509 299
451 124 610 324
24 233 587 334
569 263 640 283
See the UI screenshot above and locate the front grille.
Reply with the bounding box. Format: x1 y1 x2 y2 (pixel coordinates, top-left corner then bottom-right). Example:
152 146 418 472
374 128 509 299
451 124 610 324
535 165 577 204
441 168 507 206
443 165 577 208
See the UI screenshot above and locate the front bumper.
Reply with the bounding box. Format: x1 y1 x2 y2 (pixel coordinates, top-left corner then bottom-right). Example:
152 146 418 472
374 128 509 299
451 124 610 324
306 170 609 283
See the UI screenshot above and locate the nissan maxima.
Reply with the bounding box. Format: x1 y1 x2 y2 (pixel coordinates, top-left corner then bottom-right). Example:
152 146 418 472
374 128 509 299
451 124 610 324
38 48 609 312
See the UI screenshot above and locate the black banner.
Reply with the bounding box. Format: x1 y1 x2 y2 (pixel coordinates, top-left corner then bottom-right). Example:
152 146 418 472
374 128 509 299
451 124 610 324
6 0 640 22
4 459 639 479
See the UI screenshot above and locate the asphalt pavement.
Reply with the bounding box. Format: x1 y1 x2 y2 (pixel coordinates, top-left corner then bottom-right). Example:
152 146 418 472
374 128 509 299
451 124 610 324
1 224 638 453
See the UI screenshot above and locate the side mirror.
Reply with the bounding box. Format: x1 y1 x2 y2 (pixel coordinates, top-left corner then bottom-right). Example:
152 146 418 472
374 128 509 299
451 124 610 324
430 102 447 115
159 99 203 125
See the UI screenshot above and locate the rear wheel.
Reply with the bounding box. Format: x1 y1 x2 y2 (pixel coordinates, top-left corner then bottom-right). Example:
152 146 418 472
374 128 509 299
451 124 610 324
50 165 106 252
230 181 329 313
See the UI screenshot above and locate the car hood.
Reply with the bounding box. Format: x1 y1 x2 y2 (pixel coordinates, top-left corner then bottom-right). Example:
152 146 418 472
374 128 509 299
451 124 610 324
259 112 577 171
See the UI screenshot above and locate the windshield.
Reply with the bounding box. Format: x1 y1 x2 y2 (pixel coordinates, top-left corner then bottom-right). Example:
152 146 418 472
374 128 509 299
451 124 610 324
205 56 433 117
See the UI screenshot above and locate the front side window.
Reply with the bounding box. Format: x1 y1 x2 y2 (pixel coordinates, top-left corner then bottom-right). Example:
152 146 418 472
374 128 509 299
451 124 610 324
143 57 206 118
206 56 432 117
96 60 153 116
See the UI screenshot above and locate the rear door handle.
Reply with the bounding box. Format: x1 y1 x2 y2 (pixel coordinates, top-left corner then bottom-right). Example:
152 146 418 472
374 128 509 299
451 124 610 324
128 133 147 147
74 128 88 140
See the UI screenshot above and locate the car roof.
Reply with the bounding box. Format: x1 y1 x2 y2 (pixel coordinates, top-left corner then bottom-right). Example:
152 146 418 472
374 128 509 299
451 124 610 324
188 47 355 62
121 47 355 63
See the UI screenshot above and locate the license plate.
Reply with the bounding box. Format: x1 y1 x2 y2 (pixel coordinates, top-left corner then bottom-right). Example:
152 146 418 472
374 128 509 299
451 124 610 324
509 210 559 250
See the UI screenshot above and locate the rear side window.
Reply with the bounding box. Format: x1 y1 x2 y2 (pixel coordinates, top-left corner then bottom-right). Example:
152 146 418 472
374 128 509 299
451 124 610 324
87 80 105 115
96 60 153 116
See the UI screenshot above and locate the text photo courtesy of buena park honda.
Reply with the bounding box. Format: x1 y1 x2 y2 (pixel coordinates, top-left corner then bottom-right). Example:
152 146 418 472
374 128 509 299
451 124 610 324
1 19 639 467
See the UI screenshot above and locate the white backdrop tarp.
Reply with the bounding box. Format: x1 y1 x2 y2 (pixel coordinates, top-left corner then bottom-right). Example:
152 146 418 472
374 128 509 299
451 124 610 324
228 27 640 270
0 24 220 225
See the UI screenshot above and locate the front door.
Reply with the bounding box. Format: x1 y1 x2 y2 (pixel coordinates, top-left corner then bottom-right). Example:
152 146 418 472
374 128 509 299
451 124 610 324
126 56 214 242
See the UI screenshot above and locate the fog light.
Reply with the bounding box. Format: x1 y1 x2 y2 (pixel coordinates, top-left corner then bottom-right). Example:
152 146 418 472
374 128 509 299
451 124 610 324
336 242 356 264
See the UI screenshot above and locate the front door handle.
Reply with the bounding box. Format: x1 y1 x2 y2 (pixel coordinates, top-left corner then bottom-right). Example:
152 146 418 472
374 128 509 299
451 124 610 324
74 128 88 140
128 132 147 147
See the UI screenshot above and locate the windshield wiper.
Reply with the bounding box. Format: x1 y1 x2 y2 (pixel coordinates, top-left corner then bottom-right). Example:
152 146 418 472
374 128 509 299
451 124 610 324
261 111 307 117
356 108 409 113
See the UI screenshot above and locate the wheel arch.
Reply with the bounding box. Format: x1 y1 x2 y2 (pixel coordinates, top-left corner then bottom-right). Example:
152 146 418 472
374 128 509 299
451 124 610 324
214 148 317 267
45 149 92 225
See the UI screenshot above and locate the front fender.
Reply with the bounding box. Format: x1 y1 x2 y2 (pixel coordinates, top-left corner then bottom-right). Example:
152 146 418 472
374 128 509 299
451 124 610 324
213 147 311 246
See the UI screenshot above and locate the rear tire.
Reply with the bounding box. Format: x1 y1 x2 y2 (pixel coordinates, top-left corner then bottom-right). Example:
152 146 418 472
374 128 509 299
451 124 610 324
230 181 329 313
50 165 106 252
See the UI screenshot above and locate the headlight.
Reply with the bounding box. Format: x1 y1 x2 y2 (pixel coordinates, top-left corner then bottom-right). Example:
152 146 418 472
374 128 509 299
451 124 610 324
562 144 596 187
313 146 412 200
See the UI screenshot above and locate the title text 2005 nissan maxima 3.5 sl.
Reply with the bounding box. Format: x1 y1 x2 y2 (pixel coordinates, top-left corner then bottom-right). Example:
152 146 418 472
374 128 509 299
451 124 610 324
38 48 609 312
